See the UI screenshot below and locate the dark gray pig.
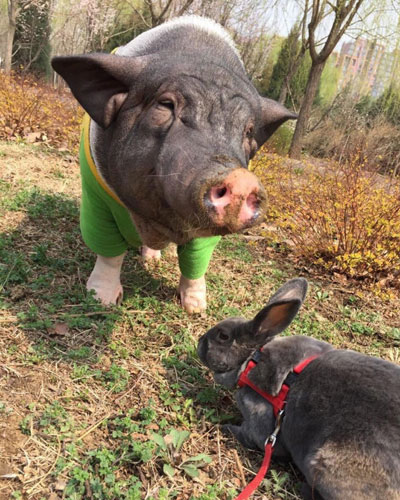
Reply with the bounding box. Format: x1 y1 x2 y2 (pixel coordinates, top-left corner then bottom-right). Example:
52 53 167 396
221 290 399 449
51 16 296 312
198 278 400 499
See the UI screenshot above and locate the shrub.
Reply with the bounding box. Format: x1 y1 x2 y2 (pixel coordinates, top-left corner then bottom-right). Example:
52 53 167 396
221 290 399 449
251 151 400 278
266 122 295 155
0 71 82 151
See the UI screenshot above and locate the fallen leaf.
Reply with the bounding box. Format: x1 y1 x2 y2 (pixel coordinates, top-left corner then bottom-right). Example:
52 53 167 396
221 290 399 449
163 434 174 446
333 272 347 285
54 479 67 491
10 285 28 301
130 432 147 441
230 477 242 488
47 322 69 336
26 132 42 143
146 423 159 431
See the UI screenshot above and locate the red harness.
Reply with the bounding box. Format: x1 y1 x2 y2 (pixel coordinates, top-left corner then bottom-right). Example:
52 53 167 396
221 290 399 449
233 350 319 500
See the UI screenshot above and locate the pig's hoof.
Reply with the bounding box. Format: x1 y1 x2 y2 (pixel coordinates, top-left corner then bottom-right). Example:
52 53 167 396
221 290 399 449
87 279 123 306
140 246 161 261
179 275 207 314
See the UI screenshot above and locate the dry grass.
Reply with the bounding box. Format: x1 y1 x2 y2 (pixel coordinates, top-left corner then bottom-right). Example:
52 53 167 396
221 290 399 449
0 141 399 499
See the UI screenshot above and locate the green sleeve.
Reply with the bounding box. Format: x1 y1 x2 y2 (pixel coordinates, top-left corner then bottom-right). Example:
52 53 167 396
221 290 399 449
177 236 221 279
79 133 142 257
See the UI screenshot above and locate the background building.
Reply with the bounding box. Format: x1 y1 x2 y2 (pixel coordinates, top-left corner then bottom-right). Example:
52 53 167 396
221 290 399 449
336 38 386 96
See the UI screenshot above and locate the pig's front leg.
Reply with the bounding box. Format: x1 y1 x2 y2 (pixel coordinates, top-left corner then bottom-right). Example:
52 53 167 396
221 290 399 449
87 253 125 305
140 245 161 260
179 275 206 314
176 235 220 314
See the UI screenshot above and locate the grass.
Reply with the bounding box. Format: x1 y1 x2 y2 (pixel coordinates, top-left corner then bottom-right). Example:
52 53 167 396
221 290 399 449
0 141 399 499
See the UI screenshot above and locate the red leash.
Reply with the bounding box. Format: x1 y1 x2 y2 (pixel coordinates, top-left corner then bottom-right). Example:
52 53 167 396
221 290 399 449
235 442 273 500
234 408 284 500
233 354 319 500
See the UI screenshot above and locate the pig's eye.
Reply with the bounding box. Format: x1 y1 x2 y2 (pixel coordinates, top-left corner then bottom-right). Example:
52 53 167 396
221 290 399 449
246 126 254 138
158 100 175 111
151 98 175 127
244 125 257 161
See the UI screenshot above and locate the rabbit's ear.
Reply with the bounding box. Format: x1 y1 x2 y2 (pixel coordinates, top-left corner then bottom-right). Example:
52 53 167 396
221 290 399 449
252 279 308 342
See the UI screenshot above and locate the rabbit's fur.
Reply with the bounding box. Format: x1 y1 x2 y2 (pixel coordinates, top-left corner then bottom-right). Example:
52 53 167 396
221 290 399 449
197 278 400 500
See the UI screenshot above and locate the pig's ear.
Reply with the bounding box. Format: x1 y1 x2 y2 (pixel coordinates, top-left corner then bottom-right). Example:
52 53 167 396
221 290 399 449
256 98 297 146
250 278 307 345
51 53 148 128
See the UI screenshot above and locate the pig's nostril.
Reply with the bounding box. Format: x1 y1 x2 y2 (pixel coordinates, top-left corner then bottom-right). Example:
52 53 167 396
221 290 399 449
216 187 227 198
243 192 261 222
247 192 259 209
207 185 231 207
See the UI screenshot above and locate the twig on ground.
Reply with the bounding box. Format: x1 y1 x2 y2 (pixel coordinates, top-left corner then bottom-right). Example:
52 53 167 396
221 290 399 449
233 449 246 487
26 435 62 494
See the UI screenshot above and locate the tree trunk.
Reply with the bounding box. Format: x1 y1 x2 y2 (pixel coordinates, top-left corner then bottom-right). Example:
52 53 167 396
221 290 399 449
4 0 18 74
289 60 325 159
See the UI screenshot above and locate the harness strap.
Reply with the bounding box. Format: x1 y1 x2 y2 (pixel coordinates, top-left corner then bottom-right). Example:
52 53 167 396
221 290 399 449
238 354 319 417
293 355 319 374
234 353 320 500
238 360 289 416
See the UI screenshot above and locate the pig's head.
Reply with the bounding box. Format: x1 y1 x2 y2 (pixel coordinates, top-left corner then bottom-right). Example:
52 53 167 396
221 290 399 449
52 26 296 244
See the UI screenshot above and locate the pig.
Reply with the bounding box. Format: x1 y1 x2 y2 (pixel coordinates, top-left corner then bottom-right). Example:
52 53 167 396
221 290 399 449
51 16 296 312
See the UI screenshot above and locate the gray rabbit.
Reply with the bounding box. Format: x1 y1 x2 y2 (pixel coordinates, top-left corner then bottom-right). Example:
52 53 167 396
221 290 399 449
197 278 400 500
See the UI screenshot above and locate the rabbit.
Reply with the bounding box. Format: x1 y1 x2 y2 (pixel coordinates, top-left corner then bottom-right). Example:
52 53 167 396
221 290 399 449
197 278 400 500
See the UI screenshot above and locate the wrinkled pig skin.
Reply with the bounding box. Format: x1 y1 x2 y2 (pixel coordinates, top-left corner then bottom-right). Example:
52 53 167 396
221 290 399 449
51 16 296 311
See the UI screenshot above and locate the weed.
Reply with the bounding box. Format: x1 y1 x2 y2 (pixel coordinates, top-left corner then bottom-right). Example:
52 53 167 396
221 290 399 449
193 484 239 500
101 363 131 393
389 328 400 341
53 409 163 499
315 288 330 302
151 429 212 479
350 322 375 336
262 469 299 499
0 402 12 415
217 235 253 263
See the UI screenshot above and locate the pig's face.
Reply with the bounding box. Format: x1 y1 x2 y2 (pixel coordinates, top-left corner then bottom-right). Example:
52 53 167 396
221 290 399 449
52 50 296 242
110 60 274 236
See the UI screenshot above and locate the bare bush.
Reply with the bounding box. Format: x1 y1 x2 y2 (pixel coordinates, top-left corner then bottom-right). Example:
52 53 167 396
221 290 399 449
305 94 400 176
0 72 82 150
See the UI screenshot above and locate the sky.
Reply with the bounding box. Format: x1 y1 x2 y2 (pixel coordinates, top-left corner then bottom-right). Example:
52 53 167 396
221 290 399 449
268 0 400 52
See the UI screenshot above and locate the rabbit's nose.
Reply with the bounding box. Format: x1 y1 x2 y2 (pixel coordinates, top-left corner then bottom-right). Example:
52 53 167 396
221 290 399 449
197 336 208 363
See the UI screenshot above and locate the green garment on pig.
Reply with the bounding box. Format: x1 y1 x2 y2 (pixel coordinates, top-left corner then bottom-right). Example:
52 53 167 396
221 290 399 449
79 114 221 279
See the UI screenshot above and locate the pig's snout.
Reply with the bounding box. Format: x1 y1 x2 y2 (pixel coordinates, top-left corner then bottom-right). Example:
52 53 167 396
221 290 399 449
204 169 265 230
209 184 259 223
